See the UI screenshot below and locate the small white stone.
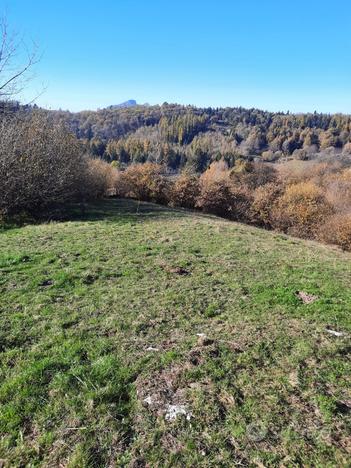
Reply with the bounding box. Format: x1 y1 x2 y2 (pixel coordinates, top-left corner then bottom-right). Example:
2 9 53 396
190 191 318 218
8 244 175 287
143 396 153 405
326 329 344 337
165 404 192 421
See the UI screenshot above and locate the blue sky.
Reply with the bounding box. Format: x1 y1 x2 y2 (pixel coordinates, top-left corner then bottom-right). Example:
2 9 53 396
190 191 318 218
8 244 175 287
5 0 351 113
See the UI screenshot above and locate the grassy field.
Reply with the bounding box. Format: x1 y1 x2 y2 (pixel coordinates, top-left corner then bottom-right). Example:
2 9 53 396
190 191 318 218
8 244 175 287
0 199 350 467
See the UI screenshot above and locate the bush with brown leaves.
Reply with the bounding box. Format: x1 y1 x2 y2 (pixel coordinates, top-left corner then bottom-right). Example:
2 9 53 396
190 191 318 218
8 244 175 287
318 214 351 251
324 168 351 214
169 173 200 209
197 162 251 220
117 163 172 204
250 182 283 227
272 182 334 238
196 178 236 217
230 161 277 189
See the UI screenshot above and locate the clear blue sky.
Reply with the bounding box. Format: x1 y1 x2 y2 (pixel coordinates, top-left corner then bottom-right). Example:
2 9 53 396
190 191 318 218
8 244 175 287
5 0 351 113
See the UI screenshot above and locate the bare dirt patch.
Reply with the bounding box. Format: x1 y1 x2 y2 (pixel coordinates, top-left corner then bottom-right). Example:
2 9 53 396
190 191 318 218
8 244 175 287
136 362 192 420
136 339 222 422
296 291 319 304
157 260 191 276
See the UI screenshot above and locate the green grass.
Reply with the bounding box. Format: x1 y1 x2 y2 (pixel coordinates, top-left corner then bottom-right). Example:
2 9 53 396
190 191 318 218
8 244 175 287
0 199 350 467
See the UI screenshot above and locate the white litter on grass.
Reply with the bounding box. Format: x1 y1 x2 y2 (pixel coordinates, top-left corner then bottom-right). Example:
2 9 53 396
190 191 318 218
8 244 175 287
165 404 192 421
146 346 159 352
326 329 344 337
196 333 206 338
143 396 153 405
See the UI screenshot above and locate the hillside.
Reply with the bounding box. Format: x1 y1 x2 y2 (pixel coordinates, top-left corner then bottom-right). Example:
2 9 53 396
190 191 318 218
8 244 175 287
0 199 350 466
47 103 351 171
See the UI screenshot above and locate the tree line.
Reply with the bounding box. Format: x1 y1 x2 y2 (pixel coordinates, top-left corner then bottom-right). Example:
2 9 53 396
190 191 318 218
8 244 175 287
46 104 351 171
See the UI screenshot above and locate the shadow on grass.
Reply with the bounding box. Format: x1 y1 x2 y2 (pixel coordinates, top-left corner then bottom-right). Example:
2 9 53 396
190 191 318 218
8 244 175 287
67 198 189 224
0 199 189 231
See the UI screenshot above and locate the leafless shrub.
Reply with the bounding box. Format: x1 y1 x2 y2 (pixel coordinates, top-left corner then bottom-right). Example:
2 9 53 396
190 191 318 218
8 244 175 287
0 112 88 216
85 159 119 199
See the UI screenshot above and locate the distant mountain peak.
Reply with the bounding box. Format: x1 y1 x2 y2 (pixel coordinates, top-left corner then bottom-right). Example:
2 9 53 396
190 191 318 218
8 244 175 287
108 100 137 109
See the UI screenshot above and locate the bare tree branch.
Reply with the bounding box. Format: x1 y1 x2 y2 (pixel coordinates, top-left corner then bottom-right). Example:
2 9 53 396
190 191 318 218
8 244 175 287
0 16 41 105
0 54 36 91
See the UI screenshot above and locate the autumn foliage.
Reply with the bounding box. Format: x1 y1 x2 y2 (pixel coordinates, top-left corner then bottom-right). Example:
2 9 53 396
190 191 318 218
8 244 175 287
318 214 351 251
116 159 351 251
117 163 171 204
169 173 200 209
272 182 334 238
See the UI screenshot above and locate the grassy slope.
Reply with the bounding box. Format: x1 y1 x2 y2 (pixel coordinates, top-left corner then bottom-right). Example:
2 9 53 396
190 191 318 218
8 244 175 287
0 199 350 467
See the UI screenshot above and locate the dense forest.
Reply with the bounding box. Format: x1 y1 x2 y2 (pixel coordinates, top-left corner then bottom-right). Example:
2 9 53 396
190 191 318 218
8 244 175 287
47 103 351 171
